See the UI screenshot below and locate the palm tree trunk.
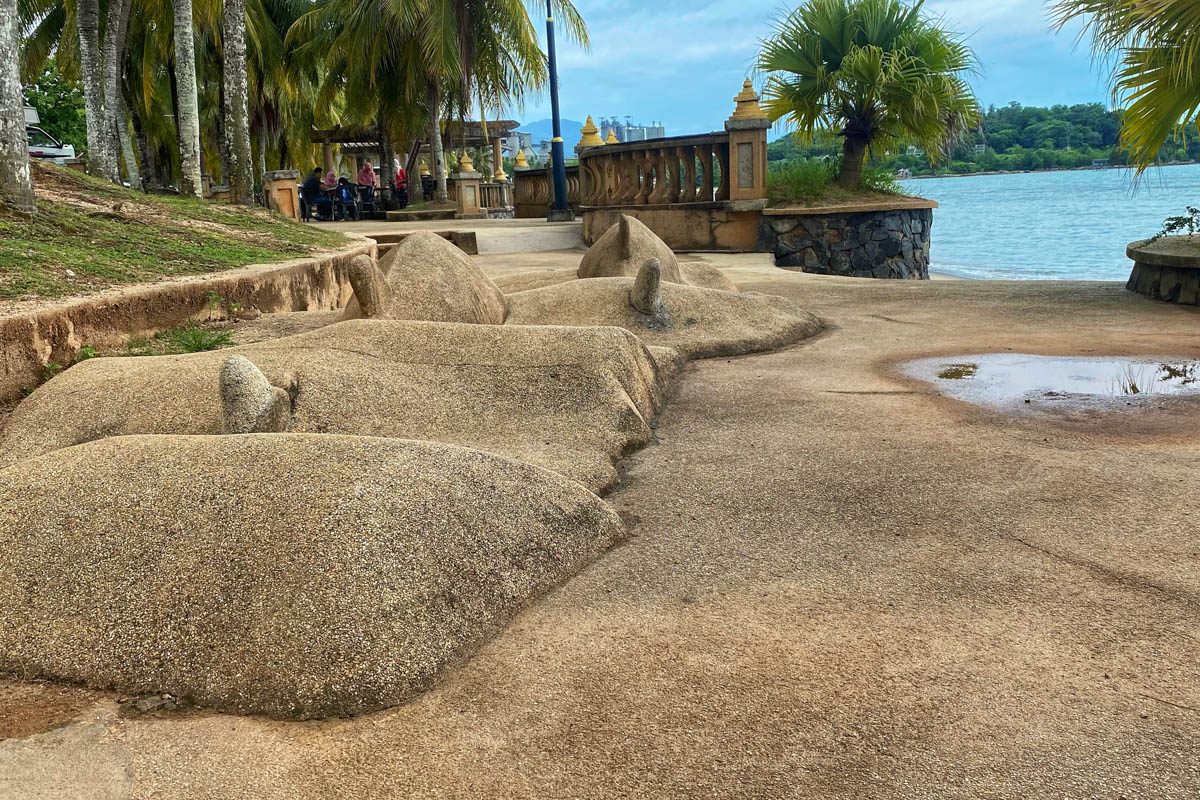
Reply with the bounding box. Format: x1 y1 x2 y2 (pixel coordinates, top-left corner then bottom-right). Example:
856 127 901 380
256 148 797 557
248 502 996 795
173 0 202 197
837 135 868 188
116 110 141 188
76 0 113 180
222 0 253 203
256 124 267 187
100 0 132 184
428 81 448 203
0 0 35 212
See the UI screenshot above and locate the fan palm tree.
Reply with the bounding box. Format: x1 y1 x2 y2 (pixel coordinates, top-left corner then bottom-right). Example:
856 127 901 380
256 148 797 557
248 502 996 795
756 0 979 187
1053 0 1200 173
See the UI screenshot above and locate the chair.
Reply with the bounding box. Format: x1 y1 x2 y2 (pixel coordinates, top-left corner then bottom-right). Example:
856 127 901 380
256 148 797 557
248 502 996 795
357 185 377 217
335 183 359 221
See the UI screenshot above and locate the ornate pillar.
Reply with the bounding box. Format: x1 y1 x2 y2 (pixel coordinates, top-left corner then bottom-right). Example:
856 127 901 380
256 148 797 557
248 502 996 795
724 79 771 205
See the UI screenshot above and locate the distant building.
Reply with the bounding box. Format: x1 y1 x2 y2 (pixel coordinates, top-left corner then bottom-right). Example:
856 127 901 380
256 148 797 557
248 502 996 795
906 145 926 157
598 117 667 143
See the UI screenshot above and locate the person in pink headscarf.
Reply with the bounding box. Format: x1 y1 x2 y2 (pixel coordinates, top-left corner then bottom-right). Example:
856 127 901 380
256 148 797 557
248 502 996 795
357 160 377 187
322 169 337 189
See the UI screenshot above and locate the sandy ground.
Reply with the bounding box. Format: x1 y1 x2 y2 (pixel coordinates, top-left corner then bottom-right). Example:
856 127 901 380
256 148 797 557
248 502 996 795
2 233 1199 798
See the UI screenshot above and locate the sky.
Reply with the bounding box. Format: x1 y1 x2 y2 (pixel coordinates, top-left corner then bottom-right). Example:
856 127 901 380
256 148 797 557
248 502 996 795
516 0 1112 136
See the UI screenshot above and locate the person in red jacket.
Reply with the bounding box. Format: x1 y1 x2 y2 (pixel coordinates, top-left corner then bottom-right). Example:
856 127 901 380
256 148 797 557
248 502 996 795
394 159 409 208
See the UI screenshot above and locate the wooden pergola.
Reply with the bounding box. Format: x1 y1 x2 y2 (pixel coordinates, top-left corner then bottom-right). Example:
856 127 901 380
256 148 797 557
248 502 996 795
310 120 522 176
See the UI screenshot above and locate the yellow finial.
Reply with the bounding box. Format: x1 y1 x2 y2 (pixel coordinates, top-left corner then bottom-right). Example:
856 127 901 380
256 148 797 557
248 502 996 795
605 128 619 144
457 151 474 171
577 115 604 148
514 149 529 168
730 78 768 120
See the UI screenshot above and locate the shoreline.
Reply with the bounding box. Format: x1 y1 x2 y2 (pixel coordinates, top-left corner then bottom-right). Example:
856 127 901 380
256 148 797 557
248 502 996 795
899 161 1197 181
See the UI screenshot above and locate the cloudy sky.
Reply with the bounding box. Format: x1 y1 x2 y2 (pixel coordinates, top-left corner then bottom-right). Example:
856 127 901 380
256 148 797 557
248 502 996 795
516 0 1111 134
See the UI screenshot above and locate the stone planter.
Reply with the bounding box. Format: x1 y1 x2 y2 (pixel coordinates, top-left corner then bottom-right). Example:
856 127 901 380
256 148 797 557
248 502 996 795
1126 237 1200 305
757 200 937 280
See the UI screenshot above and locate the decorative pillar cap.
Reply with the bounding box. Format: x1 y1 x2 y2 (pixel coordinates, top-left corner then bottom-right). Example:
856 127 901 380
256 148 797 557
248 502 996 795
577 115 604 148
729 78 768 121
457 151 474 171
605 129 619 145
514 149 529 169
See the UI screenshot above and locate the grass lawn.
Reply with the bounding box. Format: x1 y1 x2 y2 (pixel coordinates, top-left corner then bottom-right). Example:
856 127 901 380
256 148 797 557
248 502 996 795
0 162 350 302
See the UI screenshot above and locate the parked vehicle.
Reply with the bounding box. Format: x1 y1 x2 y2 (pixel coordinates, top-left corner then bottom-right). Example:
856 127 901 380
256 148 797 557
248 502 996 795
24 106 76 165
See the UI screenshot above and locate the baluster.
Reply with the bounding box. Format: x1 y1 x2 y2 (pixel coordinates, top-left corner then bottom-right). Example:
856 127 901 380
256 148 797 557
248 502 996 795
698 144 714 202
715 142 730 201
635 150 653 205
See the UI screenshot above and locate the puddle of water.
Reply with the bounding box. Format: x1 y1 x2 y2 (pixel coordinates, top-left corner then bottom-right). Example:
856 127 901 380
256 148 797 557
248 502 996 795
904 354 1200 409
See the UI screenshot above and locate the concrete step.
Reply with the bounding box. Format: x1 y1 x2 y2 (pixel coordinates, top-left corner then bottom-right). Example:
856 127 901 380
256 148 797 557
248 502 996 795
384 208 457 222
371 231 479 256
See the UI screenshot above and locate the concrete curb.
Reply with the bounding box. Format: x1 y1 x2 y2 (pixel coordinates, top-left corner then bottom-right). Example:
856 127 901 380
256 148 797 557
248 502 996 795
0 235 375 402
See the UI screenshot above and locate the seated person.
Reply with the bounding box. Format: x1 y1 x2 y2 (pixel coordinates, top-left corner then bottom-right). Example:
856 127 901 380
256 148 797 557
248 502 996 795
357 160 377 188
322 170 338 190
394 159 409 208
300 167 332 220
335 178 359 220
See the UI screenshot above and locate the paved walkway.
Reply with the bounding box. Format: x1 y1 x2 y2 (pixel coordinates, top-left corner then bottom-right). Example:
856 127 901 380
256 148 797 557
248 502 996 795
2 260 1199 798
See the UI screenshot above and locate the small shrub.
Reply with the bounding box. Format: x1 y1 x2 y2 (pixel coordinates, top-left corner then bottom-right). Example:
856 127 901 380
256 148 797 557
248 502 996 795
42 362 64 382
1149 206 1200 243
767 159 837 205
75 346 97 361
164 325 234 353
861 166 902 195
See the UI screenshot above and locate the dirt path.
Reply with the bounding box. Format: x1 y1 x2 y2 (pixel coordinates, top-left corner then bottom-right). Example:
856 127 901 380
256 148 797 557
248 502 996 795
2 266 1199 798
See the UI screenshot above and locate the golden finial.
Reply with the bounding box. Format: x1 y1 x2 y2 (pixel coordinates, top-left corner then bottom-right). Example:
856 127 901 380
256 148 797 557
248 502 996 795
457 151 474 171
605 128 619 144
514 149 529 168
730 78 768 120
577 115 604 148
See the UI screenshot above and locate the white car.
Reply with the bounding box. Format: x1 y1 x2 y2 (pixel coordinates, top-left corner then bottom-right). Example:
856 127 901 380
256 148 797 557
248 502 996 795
27 125 76 165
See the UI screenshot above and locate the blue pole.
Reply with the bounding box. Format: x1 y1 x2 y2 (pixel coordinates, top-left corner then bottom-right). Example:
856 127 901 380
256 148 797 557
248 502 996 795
545 0 570 219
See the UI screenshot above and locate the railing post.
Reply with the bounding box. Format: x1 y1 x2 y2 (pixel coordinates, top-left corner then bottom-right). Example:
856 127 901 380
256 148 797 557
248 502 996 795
724 79 770 205
451 152 484 218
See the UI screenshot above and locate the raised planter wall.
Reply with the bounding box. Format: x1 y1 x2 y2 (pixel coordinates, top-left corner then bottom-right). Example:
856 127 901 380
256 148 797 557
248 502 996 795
0 237 374 403
757 202 936 280
1126 239 1200 305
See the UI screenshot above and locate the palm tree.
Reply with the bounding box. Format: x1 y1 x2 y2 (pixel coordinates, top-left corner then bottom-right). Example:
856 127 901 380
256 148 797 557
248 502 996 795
174 0 202 195
756 0 979 187
223 0 253 201
1 0 36 211
1053 0 1200 173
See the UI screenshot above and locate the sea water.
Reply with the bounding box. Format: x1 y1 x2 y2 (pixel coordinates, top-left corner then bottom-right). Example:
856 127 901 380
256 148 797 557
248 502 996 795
899 164 1200 280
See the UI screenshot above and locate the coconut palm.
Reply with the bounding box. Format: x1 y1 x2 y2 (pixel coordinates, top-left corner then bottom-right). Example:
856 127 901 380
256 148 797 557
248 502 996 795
1053 0 1200 173
174 0 202 195
223 0 252 201
756 0 979 187
1 0 36 211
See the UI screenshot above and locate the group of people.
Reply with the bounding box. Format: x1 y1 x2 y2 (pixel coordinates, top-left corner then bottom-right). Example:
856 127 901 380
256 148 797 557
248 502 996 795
299 159 410 221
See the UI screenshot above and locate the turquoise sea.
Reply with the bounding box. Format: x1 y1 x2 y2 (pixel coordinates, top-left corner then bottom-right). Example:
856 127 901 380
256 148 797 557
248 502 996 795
899 163 1200 280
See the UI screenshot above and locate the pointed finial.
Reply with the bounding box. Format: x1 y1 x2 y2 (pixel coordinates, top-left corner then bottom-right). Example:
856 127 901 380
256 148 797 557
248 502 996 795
577 115 604 148
605 128 619 144
514 149 529 169
457 151 474 171
730 78 767 120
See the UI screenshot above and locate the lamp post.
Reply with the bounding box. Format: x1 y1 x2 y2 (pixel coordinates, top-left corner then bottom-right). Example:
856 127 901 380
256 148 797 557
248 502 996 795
545 0 573 221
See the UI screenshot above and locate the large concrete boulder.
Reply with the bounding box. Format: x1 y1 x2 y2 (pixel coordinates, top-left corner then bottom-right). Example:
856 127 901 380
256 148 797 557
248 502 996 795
0 320 673 493
578 214 738 292
506 266 822 359
0 434 625 718
342 230 507 324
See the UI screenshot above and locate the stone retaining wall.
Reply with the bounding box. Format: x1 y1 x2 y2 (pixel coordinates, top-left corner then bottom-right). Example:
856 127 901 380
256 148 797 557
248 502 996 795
1126 239 1200 306
757 203 935 279
0 237 374 403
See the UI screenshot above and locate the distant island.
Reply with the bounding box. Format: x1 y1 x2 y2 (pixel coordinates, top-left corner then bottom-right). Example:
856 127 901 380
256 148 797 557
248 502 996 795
768 102 1200 176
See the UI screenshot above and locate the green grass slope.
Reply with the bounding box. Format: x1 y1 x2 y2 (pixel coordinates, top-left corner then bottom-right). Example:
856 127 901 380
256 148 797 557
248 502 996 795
0 162 349 302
